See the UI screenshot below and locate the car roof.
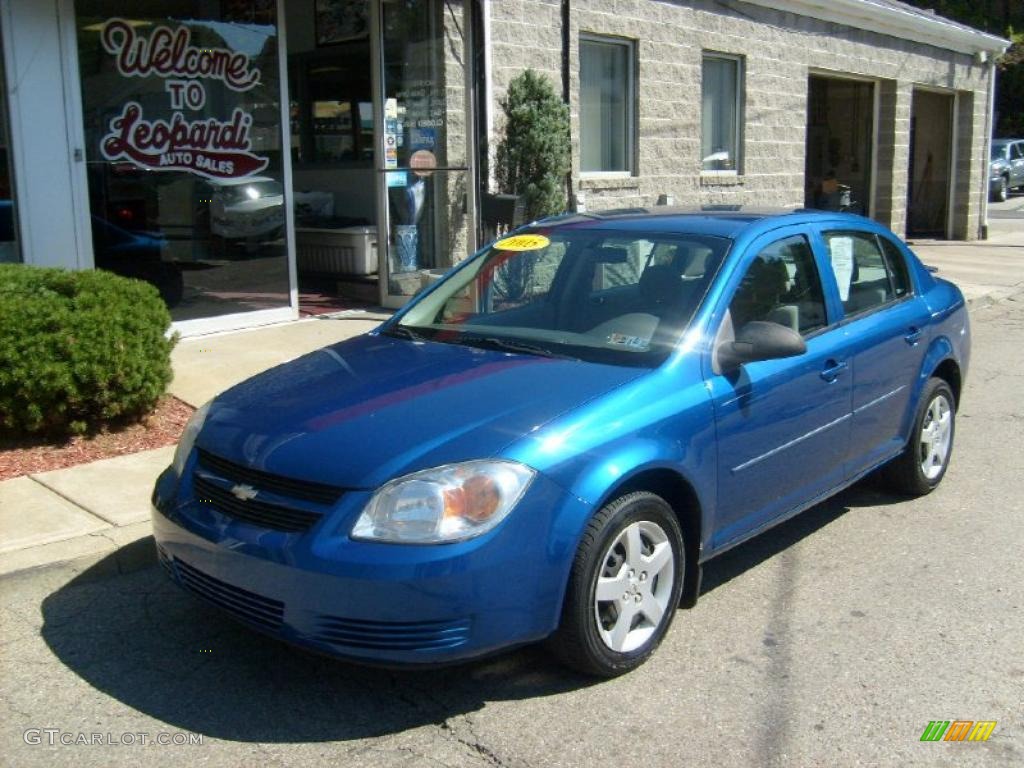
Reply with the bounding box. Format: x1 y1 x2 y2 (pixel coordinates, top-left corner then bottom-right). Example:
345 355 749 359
534 206 874 239
992 139 1018 146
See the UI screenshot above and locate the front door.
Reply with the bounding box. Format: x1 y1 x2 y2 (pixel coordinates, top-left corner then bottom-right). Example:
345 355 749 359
372 0 477 308
706 230 853 550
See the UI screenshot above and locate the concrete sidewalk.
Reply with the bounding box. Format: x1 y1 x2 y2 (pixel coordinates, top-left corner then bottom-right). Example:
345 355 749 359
908 218 1024 307
1 221 1021 578
0 309 390 577
170 308 391 407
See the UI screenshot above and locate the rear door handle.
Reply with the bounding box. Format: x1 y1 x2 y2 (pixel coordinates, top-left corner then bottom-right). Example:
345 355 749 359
904 327 923 345
820 360 848 382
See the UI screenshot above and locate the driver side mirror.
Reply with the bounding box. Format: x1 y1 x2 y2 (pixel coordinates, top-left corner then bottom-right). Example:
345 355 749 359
717 320 807 371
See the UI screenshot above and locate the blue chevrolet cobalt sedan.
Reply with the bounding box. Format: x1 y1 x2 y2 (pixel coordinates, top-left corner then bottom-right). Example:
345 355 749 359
152 208 969 676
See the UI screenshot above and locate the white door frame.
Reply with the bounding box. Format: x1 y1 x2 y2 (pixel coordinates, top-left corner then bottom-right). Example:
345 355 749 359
56 0 95 269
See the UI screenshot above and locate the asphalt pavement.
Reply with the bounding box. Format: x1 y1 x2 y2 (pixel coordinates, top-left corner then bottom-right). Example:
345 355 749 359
987 193 1024 220
1 300 1022 768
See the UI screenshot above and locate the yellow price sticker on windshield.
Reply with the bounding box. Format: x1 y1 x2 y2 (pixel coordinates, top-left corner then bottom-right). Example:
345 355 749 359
493 234 550 251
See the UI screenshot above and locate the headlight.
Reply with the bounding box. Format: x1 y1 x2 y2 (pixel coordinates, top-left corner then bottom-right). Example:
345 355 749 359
171 401 211 476
351 460 536 544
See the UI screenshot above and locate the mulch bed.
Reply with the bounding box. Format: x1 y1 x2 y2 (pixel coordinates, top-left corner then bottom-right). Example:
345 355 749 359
0 396 195 481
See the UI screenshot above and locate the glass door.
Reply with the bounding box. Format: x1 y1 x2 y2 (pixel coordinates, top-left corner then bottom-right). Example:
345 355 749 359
372 0 476 307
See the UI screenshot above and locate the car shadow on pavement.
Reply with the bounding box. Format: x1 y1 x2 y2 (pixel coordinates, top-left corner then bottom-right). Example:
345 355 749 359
39 477 904 744
39 539 593 743
700 476 905 595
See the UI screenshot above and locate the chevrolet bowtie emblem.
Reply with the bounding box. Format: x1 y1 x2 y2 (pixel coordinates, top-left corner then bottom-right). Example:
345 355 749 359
231 484 258 501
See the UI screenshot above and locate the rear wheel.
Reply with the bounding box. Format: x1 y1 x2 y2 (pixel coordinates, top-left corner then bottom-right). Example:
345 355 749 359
549 492 684 677
883 378 955 496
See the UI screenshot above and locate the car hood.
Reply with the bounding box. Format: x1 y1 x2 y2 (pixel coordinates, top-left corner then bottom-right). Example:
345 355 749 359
196 333 644 489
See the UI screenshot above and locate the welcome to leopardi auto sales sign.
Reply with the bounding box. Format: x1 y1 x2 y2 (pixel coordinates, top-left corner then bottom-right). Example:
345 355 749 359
98 18 269 180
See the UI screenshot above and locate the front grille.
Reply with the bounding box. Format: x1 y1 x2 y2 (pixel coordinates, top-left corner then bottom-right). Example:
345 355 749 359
174 558 284 631
312 615 472 652
196 448 343 505
194 475 322 533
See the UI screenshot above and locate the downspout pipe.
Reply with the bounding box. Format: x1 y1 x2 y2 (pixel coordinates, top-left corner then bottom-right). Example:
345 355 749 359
561 0 573 209
981 57 996 239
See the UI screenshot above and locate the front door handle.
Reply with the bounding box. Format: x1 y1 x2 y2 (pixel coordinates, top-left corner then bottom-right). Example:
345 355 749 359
820 360 848 382
904 327 923 345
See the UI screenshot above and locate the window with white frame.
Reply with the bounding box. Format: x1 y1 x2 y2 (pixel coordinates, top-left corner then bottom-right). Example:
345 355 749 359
580 36 635 174
701 54 743 173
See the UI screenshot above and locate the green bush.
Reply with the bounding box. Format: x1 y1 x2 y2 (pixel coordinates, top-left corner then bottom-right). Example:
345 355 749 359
495 70 571 222
0 265 176 436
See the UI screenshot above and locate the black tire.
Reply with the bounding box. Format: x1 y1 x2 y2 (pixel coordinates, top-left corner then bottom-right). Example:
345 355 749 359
549 491 684 677
994 176 1009 203
882 378 956 496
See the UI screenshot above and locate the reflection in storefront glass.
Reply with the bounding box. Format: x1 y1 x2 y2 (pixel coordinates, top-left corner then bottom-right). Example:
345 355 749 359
75 2 289 321
0 30 20 263
381 0 469 299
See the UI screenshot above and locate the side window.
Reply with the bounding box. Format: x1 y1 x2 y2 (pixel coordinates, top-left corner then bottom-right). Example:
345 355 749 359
822 231 899 315
877 235 912 298
1012 143 1024 161
729 235 827 336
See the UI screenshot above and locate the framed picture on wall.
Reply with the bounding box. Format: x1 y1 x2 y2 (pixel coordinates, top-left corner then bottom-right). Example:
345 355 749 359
316 0 370 46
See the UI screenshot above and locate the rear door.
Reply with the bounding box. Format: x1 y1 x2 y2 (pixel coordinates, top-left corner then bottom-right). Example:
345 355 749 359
706 228 853 549
814 228 930 476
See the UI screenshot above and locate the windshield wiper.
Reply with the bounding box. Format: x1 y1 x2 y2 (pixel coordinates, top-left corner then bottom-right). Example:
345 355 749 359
381 325 427 341
457 335 575 360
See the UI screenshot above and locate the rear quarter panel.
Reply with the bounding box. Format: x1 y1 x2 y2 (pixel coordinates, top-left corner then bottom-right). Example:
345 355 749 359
905 248 971 440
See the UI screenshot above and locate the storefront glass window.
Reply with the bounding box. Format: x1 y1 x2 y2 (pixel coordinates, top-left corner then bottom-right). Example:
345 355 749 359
0 30 20 263
380 0 470 299
284 1 379 308
75 2 290 320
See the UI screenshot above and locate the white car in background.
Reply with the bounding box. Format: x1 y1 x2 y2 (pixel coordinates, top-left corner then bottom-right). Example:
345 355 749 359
209 176 285 242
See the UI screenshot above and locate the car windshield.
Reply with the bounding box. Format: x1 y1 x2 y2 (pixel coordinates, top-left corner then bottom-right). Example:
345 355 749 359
391 228 730 367
991 144 1009 160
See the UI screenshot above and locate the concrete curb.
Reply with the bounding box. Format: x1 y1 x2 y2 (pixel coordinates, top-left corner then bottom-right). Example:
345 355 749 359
0 521 156 579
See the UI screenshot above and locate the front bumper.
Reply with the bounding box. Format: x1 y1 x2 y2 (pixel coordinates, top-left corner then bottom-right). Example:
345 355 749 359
151 464 588 666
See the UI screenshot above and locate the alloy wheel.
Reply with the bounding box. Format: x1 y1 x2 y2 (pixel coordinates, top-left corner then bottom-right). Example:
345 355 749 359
593 520 675 653
919 394 953 481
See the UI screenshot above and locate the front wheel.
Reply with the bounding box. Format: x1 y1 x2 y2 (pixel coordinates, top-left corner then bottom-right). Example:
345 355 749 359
994 176 1009 202
549 492 684 677
883 378 956 496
